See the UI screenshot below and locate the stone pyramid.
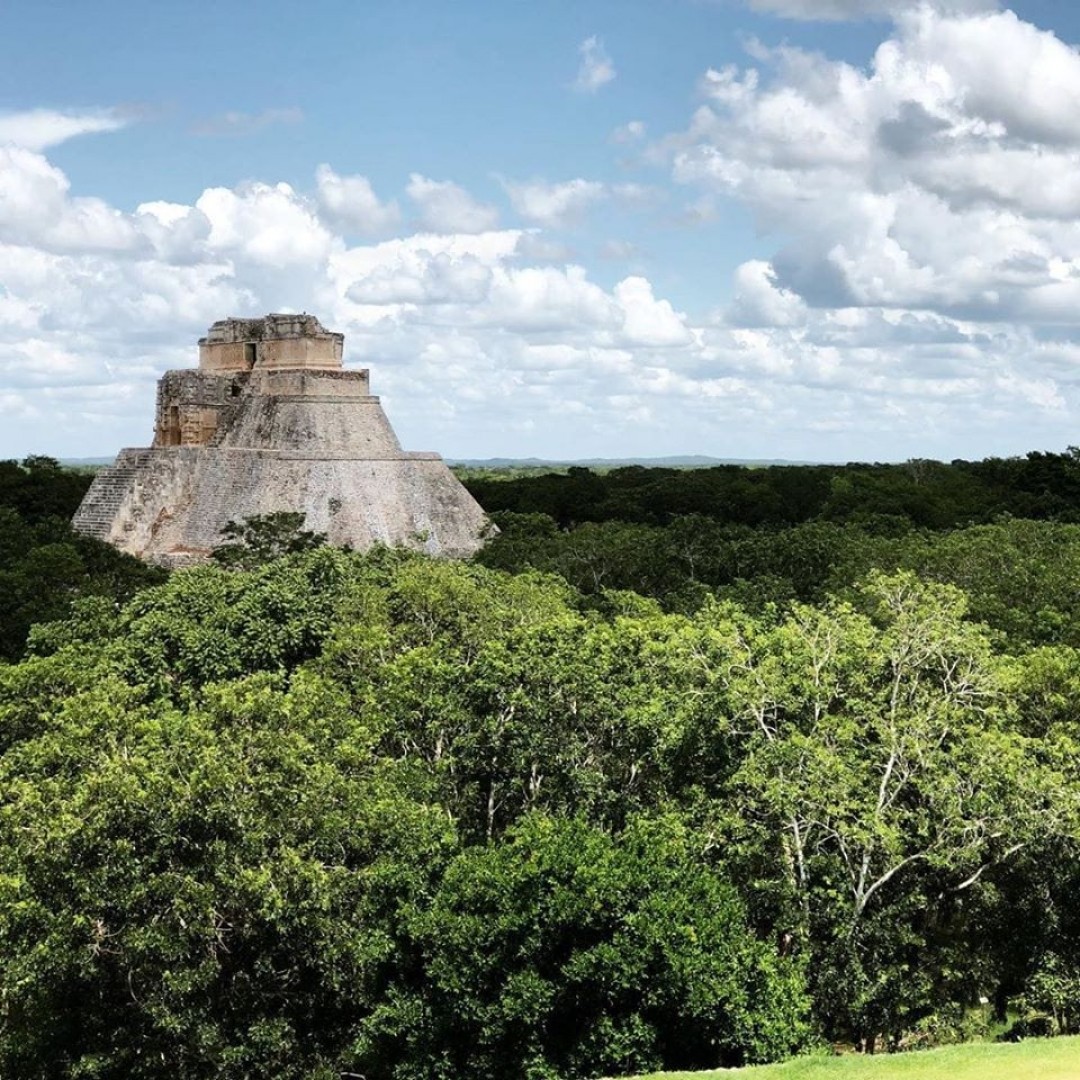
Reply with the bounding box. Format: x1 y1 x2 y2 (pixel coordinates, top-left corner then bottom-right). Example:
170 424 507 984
73 314 490 564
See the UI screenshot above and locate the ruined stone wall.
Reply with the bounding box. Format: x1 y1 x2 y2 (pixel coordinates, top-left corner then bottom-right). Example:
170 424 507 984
198 314 345 374
207 370 390 457
255 335 343 371
197 341 255 373
71 448 161 542
203 314 330 343
250 369 371 398
151 369 375 448
153 370 244 447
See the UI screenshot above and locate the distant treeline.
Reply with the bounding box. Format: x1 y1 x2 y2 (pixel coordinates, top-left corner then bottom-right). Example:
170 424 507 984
0 454 94 522
464 450 1080 528
462 450 1080 651
6 449 1080 664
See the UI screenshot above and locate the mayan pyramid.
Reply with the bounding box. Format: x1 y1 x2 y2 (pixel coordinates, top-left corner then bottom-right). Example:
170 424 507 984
73 314 490 564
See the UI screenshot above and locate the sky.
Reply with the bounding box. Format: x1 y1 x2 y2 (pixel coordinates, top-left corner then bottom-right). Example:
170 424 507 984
5 0 1080 462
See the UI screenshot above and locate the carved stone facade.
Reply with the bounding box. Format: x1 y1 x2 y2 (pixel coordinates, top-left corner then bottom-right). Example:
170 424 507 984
73 314 490 564
198 313 345 374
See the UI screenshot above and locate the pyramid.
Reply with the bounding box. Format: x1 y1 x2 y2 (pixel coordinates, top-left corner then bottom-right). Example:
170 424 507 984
73 314 491 565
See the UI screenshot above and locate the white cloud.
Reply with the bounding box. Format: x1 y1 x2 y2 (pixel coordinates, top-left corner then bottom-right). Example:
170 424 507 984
615 277 693 346
196 181 334 269
610 119 646 144
574 36 616 93
503 178 607 228
728 260 808 327
315 165 400 235
0 108 130 151
190 107 303 136
331 229 522 283
346 253 492 306
3 114 1079 462
134 202 213 263
483 265 618 332
744 0 997 21
406 174 500 234
0 146 141 254
667 7 1080 325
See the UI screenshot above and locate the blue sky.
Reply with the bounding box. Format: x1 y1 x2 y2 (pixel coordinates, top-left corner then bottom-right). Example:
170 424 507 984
4 0 1080 461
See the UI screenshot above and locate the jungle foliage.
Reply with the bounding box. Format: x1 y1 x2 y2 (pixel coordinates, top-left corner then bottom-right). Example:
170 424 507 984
2 454 1080 1078
0 457 164 661
463 450 1080 530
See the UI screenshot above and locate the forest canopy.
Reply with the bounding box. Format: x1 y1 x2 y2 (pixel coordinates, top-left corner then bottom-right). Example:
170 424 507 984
2 454 1080 1078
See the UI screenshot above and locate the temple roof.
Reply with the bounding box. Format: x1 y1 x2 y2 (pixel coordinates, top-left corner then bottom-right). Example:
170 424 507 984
199 313 339 345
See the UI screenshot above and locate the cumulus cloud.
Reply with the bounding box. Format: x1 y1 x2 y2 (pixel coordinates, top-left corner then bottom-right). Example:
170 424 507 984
615 277 693 346
315 164 400 235
190 107 303 136
503 178 607 228
481 265 618 332
668 6 1080 325
0 107 131 150
196 181 334 268
574 36 616 93
728 260 808 327
406 174 500 234
2 97 1078 462
330 229 522 289
0 146 141 254
851 7 1080 148
346 253 492 306
502 178 657 228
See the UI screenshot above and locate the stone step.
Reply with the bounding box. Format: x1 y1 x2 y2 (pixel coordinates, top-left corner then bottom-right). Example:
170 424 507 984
71 452 155 539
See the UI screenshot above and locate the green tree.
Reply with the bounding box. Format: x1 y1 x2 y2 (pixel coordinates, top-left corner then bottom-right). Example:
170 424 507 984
356 814 808 1080
0 664 455 1080
689 572 1072 1046
0 506 164 662
212 512 327 570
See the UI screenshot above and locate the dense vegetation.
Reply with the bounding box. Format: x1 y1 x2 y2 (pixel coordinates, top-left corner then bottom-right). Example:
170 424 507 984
464 451 1080 529
0 457 164 661
3 453 1080 1078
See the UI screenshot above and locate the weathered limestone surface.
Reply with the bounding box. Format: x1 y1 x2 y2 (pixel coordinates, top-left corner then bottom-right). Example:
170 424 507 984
74 314 491 565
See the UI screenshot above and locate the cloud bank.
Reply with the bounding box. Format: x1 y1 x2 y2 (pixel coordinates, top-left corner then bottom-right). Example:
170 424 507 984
5 4 1080 472
646 5 1080 452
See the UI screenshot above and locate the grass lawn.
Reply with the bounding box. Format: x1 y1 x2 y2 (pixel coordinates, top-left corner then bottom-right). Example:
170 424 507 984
628 1036 1080 1080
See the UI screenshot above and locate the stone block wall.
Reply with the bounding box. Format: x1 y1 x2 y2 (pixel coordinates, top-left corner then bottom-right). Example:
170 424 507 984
153 370 243 447
198 314 345 374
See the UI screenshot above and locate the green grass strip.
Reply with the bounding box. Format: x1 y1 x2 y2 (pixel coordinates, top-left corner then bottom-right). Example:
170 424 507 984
628 1036 1080 1080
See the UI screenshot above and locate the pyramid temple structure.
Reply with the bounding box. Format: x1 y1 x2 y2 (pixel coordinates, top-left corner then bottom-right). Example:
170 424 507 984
73 314 490 564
